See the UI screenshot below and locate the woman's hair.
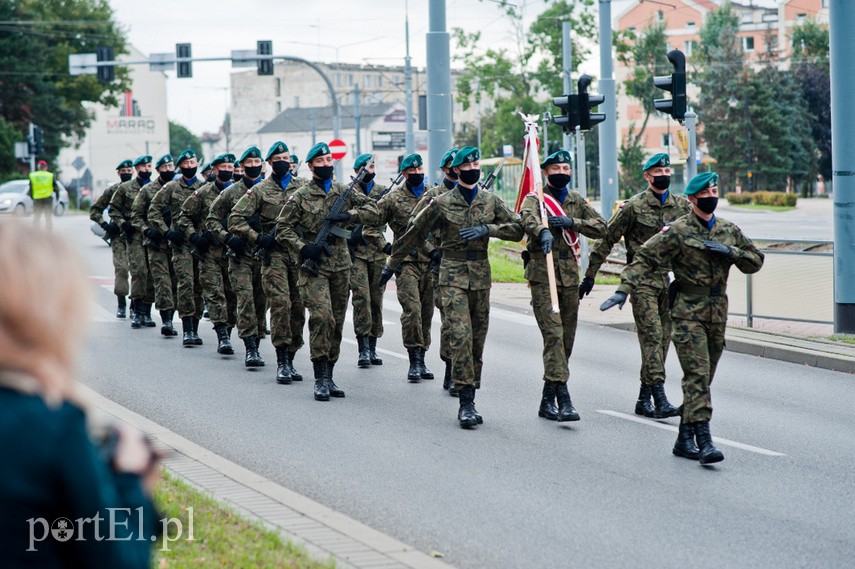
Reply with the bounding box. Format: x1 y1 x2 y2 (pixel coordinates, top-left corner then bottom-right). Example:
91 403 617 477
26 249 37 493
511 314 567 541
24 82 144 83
0 221 90 404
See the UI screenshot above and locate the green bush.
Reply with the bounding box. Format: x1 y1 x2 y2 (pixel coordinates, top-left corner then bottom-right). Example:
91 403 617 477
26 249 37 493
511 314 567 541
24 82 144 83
726 193 752 205
727 191 797 207
78 198 91 210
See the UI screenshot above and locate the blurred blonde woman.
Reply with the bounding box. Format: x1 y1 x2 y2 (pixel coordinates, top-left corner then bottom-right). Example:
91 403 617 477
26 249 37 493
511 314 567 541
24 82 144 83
0 220 160 568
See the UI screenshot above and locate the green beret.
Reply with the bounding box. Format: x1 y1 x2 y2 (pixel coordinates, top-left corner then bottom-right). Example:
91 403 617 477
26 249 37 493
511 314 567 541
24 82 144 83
154 154 172 168
450 146 480 169
305 142 330 163
399 153 423 172
290 154 299 164
233 160 241 169
133 155 152 167
439 147 458 169
353 153 374 170
684 172 719 196
211 153 236 167
200 162 213 174
540 150 572 169
643 153 670 172
266 141 289 161
175 148 196 166
116 159 133 170
239 146 262 163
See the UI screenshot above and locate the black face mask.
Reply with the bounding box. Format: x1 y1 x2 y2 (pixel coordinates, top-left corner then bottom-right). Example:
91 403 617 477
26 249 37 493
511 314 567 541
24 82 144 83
233 172 243 182
407 173 425 187
137 170 152 181
205 172 216 182
119 173 132 182
547 173 571 190
458 168 481 186
159 171 173 184
217 170 233 183
446 170 458 181
181 166 197 179
651 175 671 191
313 165 334 181
271 161 291 177
443 178 456 190
243 165 263 179
361 172 376 184
695 196 718 214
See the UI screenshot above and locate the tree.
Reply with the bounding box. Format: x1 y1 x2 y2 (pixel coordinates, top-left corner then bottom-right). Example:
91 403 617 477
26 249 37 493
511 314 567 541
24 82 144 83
0 0 130 178
791 20 830 190
169 121 202 162
0 117 22 183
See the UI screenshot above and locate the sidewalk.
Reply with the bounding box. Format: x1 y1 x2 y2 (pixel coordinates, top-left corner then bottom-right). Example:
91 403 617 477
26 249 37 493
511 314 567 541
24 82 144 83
490 283 855 375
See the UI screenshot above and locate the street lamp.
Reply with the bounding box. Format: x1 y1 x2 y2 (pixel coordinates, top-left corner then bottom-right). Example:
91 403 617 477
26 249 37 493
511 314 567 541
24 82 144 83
728 93 753 192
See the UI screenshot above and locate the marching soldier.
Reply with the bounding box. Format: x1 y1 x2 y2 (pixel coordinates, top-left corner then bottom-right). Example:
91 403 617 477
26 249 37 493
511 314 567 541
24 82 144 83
90 159 134 317
602 172 764 464
176 153 238 355
232 160 244 183
230 141 306 384
207 147 268 368
585 153 690 419
346 153 388 369
150 149 205 346
380 146 523 428
110 155 156 328
375 153 435 381
275 142 380 402
519 150 607 422
132 154 178 335
200 161 215 183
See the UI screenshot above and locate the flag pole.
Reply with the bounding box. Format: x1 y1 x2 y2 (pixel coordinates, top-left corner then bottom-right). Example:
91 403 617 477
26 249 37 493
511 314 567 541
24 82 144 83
521 113 560 314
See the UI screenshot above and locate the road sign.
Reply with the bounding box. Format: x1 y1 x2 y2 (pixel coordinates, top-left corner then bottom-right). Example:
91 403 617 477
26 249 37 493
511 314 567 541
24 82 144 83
72 156 86 171
329 139 347 160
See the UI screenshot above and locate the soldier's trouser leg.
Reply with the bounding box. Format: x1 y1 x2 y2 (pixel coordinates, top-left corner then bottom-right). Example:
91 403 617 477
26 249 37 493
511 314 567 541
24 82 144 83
630 286 670 387
434 274 452 362
142 248 155 303
350 258 372 336
671 319 726 423
174 251 202 319
261 253 291 349
32 198 52 231
252 260 267 339
229 257 258 339
200 252 228 327
127 237 148 301
299 270 350 362
441 285 489 388
287 263 305 351
397 262 432 349
367 259 385 338
419 263 435 351
530 282 578 383
148 247 176 310
111 238 130 297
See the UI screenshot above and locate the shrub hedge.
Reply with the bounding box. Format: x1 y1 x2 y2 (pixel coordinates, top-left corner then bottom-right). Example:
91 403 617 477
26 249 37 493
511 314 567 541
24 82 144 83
725 191 797 207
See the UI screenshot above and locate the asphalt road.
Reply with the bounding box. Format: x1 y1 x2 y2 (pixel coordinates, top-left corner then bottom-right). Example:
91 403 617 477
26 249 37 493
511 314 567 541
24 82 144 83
54 214 855 568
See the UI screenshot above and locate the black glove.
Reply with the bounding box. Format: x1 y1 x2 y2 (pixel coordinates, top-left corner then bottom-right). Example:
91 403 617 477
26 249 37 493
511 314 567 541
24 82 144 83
703 240 732 257
300 243 323 261
121 220 136 236
105 222 121 238
143 227 160 241
383 243 393 255
459 225 489 240
226 235 247 255
578 276 595 299
347 225 366 248
548 215 574 229
429 249 442 263
257 234 276 250
378 266 395 288
600 291 628 311
326 211 351 223
539 228 553 255
189 233 209 249
166 229 184 244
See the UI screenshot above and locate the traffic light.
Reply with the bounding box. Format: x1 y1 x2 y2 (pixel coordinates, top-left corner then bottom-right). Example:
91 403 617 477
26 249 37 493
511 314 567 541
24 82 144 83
551 94 579 134
578 75 605 131
653 49 687 121
176 43 192 78
257 40 273 76
96 46 114 83
32 126 44 156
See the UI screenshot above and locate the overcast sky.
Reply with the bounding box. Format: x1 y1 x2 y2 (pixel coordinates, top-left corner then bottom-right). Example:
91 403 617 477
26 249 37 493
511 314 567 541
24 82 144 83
108 0 633 134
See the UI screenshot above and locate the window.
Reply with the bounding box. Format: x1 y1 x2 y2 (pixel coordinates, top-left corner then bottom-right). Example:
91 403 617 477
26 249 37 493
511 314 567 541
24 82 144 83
797 13 807 22
686 21 696 27
276 101 281 113
661 133 673 147
377 74 383 87
335 73 342 87
363 74 371 88
742 36 755 52
657 10 663 23
275 78 281 97
347 73 354 86
293 96 300 108
822 0 829 7
685 40 696 56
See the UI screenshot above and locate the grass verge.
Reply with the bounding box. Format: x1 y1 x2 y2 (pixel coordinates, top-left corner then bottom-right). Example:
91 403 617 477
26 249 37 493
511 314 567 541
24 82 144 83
152 470 335 569
730 203 796 212
826 335 855 345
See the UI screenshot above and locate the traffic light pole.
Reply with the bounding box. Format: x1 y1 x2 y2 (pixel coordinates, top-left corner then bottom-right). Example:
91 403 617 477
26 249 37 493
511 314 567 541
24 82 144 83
562 21 574 187
597 0 619 218
575 126 589 273
426 0 453 185
685 111 697 180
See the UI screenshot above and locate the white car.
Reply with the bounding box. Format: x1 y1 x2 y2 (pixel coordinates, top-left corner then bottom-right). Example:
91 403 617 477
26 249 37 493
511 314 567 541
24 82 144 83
0 179 69 216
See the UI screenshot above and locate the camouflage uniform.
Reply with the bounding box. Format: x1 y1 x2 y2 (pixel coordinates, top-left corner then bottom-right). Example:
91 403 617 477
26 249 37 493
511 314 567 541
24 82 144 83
90 182 129 298
132 177 176 312
110 177 155 306
520 189 607 383
586 188 690 388
618 213 764 423
350 181 388 341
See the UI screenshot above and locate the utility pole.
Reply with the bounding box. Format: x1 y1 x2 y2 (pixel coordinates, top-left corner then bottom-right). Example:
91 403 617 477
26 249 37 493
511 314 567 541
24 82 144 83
562 21 575 187
354 84 362 156
404 0 415 155
426 0 453 184
685 111 697 180
597 0 619 217
542 112 550 159
576 125 590 273
28 123 35 173
830 0 855 332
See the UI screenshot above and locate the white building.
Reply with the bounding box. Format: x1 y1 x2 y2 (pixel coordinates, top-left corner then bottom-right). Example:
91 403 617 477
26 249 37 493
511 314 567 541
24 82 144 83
58 45 170 197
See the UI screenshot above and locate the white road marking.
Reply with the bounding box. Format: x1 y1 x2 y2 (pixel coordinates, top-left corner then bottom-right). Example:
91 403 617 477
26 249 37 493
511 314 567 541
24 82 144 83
596 410 787 457
341 338 408 360
90 302 117 323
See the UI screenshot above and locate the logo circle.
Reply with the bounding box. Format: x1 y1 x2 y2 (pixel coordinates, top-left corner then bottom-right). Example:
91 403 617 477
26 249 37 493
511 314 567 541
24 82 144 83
51 517 74 542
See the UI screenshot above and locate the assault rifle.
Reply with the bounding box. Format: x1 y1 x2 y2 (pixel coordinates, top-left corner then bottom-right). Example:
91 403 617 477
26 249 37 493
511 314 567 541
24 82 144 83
347 171 402 258
253 207 286 267
482 159 506 191
302 158 374 276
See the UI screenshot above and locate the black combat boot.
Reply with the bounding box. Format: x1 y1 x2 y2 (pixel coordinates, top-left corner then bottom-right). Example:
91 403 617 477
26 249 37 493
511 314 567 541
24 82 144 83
116 295 127 319
191 318 203 345
130 300 142 329
672 419 700 460
650 381 679 419
555 383 580 422
313 358 330 401
442 358 452 391
243 336 264 367
326 360 345 397
214 325 233 355
457 385 479 429
275 345 292 385
142 303 156 327
538 382 559 421
288 350 303 381
356 336 371 368
693 421 724 465
406 348 421 382
368 336 383 365
160 310 176 337
202 301 209 319
635 384 654 417
418 348 434 379
182 317 195 346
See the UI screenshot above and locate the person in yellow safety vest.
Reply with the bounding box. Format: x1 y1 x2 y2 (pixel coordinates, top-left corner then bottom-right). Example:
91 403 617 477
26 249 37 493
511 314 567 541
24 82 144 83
28 160 60 231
